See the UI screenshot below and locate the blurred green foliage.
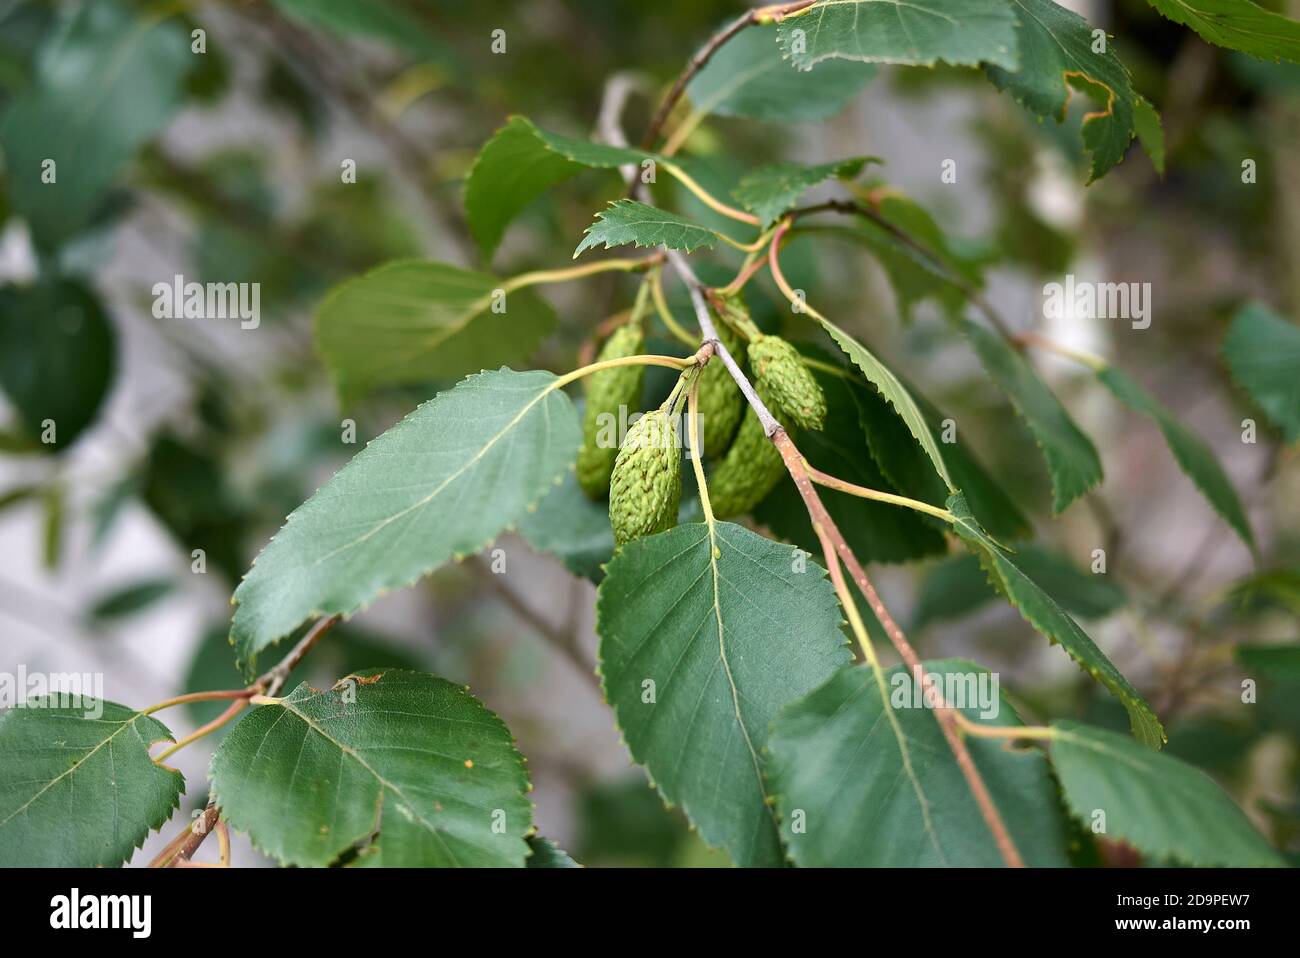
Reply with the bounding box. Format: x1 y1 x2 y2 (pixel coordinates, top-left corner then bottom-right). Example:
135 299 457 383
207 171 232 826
0 0 1296 865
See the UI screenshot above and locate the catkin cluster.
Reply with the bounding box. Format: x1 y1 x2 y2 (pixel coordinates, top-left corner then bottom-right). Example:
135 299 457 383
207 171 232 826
608 410 681 547
576 322 645 498
708 333 826 518
577 301 827 546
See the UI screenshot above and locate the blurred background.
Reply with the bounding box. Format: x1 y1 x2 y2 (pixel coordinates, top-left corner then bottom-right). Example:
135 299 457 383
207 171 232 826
0 0 1297 866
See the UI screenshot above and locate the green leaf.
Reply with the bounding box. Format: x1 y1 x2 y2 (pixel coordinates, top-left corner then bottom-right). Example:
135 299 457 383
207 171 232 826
518 470 615 582
949 493 1165 748
0 430 43 455
1097 365 1254 550
777 0 1019 71
185 622 425 726
913 554 1006 630
271 0 452 60
141 432 248 583
573 777 693 866
1224 302 1300 443
517 454 702 583
231 369 581 672
816 318 956 492
732 158 875 228
1227 568 1300 618
1237 643 1300 679
315 259 557 405
852 367 1031 540
1144 0 1300 64
0 700 184 867
986 0 1143 182
1134 95 1166 174
756 364 947 563
0 485 37 516
914 546 1126 630
964 320 1102 513
1236 643 1300 738
0 279 116 452
1051 719 1283 866
86 578 175 623
597 522 851 867
210 670 532 867
463 115 648 261
526 835 580 867
767 660 1070 866
685 22 875 123
574 200 717 257
0 2 190 246
849 193 990 321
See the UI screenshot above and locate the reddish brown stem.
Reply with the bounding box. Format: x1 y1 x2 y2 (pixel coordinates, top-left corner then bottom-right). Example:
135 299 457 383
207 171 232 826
794 199 1015 341
150 804 220 868
254 614 341 696
772 429 1026 868
639 1 817 149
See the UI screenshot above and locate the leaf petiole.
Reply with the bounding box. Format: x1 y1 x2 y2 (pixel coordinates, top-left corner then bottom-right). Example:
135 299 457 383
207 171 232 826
499 255 661 297
1014 331 1107 371
649 268 697 346
140 688 255 715
951 711 1058 742
686 380 717 530
151 698 250 765
659 159 760 227
806 466 956 524
554 352 693 391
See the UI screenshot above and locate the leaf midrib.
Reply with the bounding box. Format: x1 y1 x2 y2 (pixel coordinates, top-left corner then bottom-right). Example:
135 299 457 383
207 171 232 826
0 713 153 830
269 696 465 866
305 377 557 570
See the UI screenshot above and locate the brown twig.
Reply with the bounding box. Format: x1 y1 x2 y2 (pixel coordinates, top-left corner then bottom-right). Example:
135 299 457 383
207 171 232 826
150 804 221 868
773 430 1025 867
235 3 472 262
668 243 1025 866
255 614 343 697
471 557 600 691
639 1 816 150
1156 442 1281 611
148 613 345 866
794 199 1015 340
664 249 780 434
153 698 249 765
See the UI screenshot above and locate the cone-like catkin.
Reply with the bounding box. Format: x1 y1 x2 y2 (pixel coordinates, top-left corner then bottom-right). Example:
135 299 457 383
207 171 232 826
608 410 681 546
707 391 786 519
695 321 744 457
748 335 826 431
576 323 645 498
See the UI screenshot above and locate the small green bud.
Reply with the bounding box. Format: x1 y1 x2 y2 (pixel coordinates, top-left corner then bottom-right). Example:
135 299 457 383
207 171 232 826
576 323 645 498
748 335 826 431
609 410 681 546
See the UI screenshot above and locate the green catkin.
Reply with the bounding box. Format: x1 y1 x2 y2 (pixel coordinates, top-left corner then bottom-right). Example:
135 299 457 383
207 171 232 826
696 321 744 457
608 409 681 546
576 323 645 498
748 334 826 431
706 386 786 519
